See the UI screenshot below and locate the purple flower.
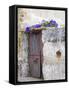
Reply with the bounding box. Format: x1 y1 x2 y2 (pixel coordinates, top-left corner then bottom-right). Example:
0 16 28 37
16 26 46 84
50 20 56 24
41 20 46 23
33 24 41 28
25 27 30 32
50 20 58 27
46 24 50 27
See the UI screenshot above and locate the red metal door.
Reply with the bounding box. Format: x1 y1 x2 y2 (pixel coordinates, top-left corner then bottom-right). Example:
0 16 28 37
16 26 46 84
29 31 42 78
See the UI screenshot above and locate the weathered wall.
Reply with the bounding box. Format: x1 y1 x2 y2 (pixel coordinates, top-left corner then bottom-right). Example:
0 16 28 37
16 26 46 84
18 27 65 81
18 32 29 81
42 27 65 80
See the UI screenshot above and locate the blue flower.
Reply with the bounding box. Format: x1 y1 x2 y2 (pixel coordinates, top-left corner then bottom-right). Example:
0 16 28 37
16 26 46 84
26 27 30 32
46 24 50 27
50 20 56 24
50 20 58 27
41 20 46 23
33 24 41 28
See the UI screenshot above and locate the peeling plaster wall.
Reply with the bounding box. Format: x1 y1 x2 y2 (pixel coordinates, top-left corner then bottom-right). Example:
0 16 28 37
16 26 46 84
18 28 65 81
42 28 65 80
18 8 30 81
18 32 29 81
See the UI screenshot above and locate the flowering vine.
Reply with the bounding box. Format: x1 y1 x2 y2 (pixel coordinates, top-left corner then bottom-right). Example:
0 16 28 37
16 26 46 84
25 19 58 32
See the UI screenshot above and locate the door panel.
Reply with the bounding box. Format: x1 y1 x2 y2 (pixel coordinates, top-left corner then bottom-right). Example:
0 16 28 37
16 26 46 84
29 56 40 77
29 33 40 55
29 32 42 78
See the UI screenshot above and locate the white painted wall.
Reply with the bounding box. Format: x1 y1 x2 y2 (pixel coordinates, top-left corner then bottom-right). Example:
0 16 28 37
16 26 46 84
42 28 65 80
